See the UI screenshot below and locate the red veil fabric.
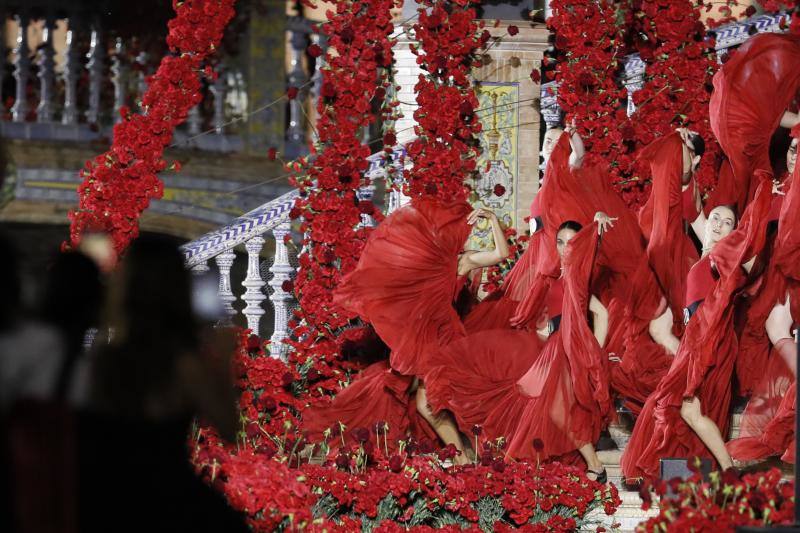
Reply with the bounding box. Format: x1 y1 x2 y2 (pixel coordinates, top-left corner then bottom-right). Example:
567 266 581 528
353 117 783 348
303 199 472 450
728 159 800 463
426 224 609 464
709 32 800 213
611 133 699 413
621 176 774 481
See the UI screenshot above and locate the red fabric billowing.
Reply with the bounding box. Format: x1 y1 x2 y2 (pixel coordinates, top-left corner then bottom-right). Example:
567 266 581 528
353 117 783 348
621 176 774 481
710 32 800 212
685 255 715 309
426 224 608 464
706 158 738 214
638 132 701 325
727 339 796 465
333 198 471 377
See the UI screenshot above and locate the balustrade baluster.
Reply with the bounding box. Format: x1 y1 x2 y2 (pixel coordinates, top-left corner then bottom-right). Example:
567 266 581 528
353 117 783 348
215 251 237 318
269 222 294 359
190 262 210 275
209 66 226 134
286 21 309 157
85 17 106 125
187 104 202 135
241 236 266 334
135 50 149 112
11 11 31 123
111 38 129 124
36 13 57 123
62 13 82 125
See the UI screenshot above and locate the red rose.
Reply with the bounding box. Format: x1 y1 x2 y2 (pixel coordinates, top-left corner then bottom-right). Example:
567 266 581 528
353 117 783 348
334 453 350 469
351 427 370 442
555 34 569 49
281 279 294 293
529 69 541 83
281 372 295 386
383 132 396 146
267 147 277 161
471 424 482 436
744 5 756 17
286 87 299 100
493 184 506 196
307 43 323 58
507 25 519 36
306 367 320 381
532 438 545 452
388 455 404 472
491 458 506 472
480 451 492 466
289 207 301 220
259 395 277 412
246 334 262 352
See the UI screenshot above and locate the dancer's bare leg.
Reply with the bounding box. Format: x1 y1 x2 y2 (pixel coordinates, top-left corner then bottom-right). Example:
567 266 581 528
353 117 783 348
415 384 470 465
680 396 733 470
577 442 605 480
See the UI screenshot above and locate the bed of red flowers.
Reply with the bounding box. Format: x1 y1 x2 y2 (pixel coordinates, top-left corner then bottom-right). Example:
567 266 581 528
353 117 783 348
190 331 621 532
637 461 795 531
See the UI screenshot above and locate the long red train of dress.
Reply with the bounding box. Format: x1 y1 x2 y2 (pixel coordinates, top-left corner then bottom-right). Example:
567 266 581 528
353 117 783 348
302 199 473 450
621 176 774 481
709 32 800 213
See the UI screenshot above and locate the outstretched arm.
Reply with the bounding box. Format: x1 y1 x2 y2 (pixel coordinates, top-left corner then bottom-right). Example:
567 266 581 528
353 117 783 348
780 111 799 129
589 295 609 347
566 121 585 169
458 209 509 273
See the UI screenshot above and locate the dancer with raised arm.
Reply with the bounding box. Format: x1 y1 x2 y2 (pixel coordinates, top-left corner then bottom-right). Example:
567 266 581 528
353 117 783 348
302 199 513 463
621 173 775 481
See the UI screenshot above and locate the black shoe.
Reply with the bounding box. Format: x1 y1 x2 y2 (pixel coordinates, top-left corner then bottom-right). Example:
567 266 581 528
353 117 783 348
587 468 607 484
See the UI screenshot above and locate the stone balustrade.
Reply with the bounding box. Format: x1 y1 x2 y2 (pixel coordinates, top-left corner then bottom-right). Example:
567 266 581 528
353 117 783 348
0 5 327 155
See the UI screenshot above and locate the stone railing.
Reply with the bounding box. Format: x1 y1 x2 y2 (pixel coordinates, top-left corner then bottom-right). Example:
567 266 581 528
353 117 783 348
181 146 406 359
0 5 328 155
540 11 791 128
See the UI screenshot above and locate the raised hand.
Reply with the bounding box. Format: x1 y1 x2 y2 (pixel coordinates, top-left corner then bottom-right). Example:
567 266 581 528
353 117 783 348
467 208 497 226
593 211 617 236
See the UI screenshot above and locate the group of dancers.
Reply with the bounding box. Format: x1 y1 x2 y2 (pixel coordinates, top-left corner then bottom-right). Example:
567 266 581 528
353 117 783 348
303 32 800 483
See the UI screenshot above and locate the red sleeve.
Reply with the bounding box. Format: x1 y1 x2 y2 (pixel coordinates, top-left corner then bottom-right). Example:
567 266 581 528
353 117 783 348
561 224 611 419
709 33 800 212
638 132 693 321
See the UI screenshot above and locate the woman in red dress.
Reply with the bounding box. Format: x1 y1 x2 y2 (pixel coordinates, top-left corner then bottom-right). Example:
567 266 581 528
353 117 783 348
302 199 513 463
426 215 615 481
621 174 775 481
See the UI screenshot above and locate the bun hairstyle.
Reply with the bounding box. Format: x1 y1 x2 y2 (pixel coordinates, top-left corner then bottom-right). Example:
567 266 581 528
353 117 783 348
557 220 583 233
687 133 705 157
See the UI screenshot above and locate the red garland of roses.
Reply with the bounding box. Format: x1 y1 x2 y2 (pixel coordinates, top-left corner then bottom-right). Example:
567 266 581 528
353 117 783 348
405 0 490 203
67 0 236 254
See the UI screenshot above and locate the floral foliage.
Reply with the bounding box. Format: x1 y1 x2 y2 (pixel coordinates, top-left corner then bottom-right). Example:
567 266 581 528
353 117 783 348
637 465 795 531
67 0 236 254
288 0 399 336
404 0 490 203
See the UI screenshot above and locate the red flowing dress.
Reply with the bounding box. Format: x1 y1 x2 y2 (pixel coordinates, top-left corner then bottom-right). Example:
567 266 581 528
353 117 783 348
302 199 474 450
709 32 800 213
611 133 700 413
621 176 774 481
426 225 611 464
728 159 800 464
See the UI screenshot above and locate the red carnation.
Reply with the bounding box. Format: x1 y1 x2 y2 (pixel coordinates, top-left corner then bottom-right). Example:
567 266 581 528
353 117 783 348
555 34 569 49
491 458 506 473
288 207 301 220
383 132 396 146
267 147 277 161
246 334 262 352
351 427 370 442
744 5 756 17
286 87 299 100
259 395 277 412
281 372 295 386
471 424 482 436
507 25 519 36
529 69 541 83
321 83 335 99
721 467 740 486
388 454 404 472
306 367 320 381
281 279 294 293
307 43 323 58
480 451 493 466
493 184 506 196
334 453 350 469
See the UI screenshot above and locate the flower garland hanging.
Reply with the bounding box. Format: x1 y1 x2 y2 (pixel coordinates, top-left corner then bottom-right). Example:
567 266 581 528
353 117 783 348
405 0 490 203
67 0 236 254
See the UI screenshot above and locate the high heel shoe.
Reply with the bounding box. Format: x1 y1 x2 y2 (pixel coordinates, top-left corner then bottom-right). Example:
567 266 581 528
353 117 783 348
587 468 607 484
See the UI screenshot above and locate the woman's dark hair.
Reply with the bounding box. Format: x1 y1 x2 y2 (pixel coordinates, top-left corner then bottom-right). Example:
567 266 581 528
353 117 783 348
557 220 583 234
92 235 198 416
687 133 705 157
769 126 792 178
